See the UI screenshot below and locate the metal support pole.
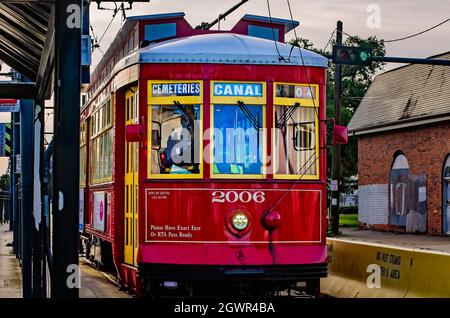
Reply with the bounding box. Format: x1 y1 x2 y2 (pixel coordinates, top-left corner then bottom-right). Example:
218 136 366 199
51 0 81 298
331 21 343 236
42 140 54 298
322 54 450 67
39 103 47 296
12 111 20 255
371 56 450 66
9 113 14 232
32 101 45 297
20 99 34 298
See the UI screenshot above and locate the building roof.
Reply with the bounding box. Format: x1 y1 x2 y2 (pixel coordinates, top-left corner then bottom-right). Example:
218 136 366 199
0 2 51 81
135 33 327 67
348 52 450 135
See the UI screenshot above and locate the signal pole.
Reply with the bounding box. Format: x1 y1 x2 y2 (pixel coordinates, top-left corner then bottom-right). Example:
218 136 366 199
331 21 343 236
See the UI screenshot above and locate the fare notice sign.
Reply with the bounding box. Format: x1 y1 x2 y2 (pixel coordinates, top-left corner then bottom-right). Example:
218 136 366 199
0 99 19 112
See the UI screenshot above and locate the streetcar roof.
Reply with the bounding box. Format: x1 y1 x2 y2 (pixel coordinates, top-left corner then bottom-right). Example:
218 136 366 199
240 14 299 33
124 33 327 68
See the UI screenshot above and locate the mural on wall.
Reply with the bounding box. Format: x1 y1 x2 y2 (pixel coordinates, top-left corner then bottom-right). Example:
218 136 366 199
405 175 427 233
389 154 427 233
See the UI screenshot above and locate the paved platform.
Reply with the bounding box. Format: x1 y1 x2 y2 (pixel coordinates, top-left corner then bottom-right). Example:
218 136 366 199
79 261 130 298
0 224 129 298
339 227 450 254
0 223 21 298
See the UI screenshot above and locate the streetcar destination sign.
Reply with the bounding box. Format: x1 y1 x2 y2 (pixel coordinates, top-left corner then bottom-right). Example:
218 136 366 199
213 82 263 97
275 83 316 99
152 82 201 97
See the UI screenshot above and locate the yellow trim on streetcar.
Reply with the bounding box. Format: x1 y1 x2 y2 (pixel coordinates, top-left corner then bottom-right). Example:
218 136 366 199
273 82 320 107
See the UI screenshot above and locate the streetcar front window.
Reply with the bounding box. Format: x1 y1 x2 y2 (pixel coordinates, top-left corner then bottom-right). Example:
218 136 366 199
274 106 317 176
150 104 201 175
212 104 264 176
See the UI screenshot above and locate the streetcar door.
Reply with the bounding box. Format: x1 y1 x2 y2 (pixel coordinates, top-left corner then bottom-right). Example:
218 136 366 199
124 87 139 266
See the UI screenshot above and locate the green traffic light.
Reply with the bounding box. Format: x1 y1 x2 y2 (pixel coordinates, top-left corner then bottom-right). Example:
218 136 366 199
360 51 370 61
333 46 373 65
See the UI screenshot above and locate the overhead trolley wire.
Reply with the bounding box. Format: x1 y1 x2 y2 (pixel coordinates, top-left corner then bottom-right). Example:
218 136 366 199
323 28 337 52
98 10 119 46
91 3 120 53
266 0 292 62
286 0 319 118
384 17 450 43
262 0 324 217
336 17 450 43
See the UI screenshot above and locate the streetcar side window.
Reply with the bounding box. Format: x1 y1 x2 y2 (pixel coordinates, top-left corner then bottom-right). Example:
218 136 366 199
90 97 115 184
150 104 202 176
212 104 264 176
80 121 87 188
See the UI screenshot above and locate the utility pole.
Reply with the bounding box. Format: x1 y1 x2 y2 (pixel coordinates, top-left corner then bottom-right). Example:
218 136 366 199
331 21 343 236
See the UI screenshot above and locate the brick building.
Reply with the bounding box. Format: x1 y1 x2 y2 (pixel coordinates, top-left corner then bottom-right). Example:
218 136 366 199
348 52 450 236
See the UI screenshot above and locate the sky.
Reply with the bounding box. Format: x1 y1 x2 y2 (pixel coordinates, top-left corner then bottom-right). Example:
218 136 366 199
89 0 450 67
0 0 449 174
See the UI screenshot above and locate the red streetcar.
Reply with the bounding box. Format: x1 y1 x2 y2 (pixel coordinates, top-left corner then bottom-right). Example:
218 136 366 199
80 12 342 296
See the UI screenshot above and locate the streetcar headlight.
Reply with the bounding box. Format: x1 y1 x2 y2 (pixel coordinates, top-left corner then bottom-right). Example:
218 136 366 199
231 213 249 231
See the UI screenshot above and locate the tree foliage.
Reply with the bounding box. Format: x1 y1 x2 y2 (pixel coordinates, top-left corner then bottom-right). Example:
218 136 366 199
289 35 386 193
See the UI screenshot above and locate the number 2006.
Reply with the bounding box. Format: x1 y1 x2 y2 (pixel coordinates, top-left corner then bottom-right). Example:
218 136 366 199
212 191 265 203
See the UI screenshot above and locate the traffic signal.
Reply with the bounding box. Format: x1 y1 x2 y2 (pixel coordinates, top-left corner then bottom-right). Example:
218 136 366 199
332 45 373 66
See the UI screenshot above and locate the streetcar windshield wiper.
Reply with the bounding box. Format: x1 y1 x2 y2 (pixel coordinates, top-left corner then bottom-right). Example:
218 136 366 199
276 102 300 128
173 101 194 129
237 101 261 130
